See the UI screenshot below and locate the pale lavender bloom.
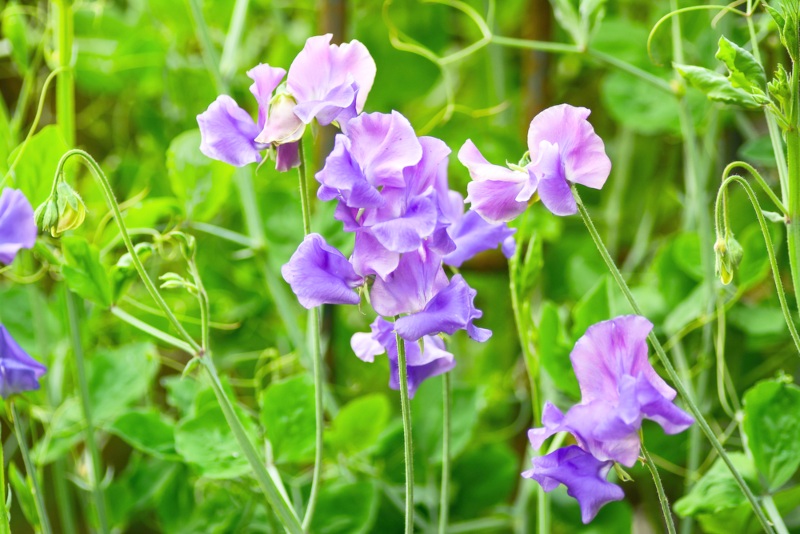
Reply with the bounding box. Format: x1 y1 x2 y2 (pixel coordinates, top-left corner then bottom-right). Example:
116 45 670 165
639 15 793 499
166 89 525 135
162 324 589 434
287 34 376 128
351 317 455 398
369 246 448 317
0 189 37 264
460 104 611 221
0 325 47 398
281 233 363 308
197 64 287 168
528 316 693 466
522 445 624 524
440 191 516 267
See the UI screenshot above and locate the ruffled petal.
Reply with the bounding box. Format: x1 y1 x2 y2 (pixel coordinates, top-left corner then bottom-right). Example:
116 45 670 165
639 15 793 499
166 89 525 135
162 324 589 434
0 189 37 264
246 63 286 129
197 95 262 167
369 246 447 316
0 325 47 398
444 209 516 268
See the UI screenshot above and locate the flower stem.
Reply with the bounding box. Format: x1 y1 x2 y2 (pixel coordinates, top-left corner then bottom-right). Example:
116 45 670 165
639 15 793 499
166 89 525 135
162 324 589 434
786 60 800 319
10 402 52 534
763 495 789 534
395 331 415 534
0 424 8 534
65 291 109 533
439 371 451 534
53 0 74 147
296 141 325 531
573 187 775 534
641 444 677 534
200 357 304 534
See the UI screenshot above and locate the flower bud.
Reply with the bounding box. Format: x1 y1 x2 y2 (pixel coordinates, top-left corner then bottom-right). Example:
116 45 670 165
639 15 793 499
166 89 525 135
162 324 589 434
34 198 59 233
715 234 744 285
254 91 305 146
52 182 86 237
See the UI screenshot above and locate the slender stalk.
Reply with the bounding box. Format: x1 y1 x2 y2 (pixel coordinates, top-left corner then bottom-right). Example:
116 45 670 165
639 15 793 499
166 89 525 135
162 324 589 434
573 188 775 534
0 425 8 534
110 307 196 354
53 149 200 352
54 0 74 147
200 357 303 534
786 61 800 316
11 403 52 534
763 495 789 534
395 331 415 534
439 372 451 534
65 292 109 534
641 444 677 534
721 162 788 217
296 141 325 531
185 0 226 93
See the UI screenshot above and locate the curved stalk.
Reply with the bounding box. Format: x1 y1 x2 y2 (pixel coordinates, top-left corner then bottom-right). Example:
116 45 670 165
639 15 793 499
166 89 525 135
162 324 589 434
11 402 52 534
573 187 775 534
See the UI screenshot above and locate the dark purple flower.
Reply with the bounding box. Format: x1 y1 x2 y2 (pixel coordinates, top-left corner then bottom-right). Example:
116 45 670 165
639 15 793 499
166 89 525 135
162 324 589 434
522 445 624 524
441 191 516 267
460 104 611 221
351 317 454 398
0 325 47 398
0 188 37 264
281 233 363 308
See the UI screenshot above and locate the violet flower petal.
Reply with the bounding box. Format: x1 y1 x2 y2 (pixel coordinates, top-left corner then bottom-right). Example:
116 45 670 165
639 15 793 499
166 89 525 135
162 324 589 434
527 104 611 190
370 246 448 316
0 189 36 264
0 325 47 398
522 445 624 524
532 141 577 216
247 63 287 129
444 207 517 268
350 229 401 280
197 95 262 167
281 233 363 308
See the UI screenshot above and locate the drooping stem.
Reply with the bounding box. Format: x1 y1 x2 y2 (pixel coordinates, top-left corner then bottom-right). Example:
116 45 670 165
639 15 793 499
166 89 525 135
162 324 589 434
439 371 451 534
11 402 52 534
395 330 415 534
641 444 677 534
65 291 109 534
296 141 325 531
573 187 775 534
200 357 304 534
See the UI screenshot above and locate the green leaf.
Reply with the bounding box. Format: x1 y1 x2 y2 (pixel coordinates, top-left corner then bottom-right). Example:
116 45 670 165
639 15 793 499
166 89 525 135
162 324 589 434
411 382 480 465
108 410 177 459
309 481 379 534
9 463 38 530
89 343 160 422
328 393 390 458
7 125 71 207
175 403 256 479
715 36 766 92
549 0 583 46
61 236 113 308
674 453 758 517
571 276 611 338
539 301 579 398
672 232 703 281
260 374 316 463
738 135 776 167
167 130 234 221
743 379 800 491
451 442 518 518
675 64 761 109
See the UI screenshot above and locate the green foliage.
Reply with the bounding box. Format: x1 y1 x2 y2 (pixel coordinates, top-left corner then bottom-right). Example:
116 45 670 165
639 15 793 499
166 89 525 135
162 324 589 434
61 236 113 308
309 482 379 534
328 394 390 457
260 374 317 463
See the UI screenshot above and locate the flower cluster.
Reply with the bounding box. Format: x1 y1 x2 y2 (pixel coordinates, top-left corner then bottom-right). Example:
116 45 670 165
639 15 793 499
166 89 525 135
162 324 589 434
0 188 47 398
459 104 611 220
197 34 376 171
283 109 516 396
522 315 694 522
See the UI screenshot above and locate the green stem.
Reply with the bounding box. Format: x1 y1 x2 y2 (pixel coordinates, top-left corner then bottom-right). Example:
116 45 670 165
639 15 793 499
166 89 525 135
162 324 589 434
642 444 677 534
200 357 303 533
573 188 775 534
0 424 8 534
54 0 74 147
439 372 451 534
53 149 201 353
185 0 226 93
786 61 800 318
715 176 800 354
110 307 196 354
11 402 52 534
65 292 109 534
763 495 789 534
219 0 250 77
395 330 415 534
722 162 788 218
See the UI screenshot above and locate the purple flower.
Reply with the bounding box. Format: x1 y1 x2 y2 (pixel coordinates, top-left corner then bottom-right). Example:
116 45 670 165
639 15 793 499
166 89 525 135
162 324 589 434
369 246 448 316
529 316 693 466
0 325 47 398
0 188 37 264
460 104 611 221
197 64 286 168
281 233 363 308
440 191 516 267
287 34 376 128
522 445 624 524
527 104 611 215
351 317 454 398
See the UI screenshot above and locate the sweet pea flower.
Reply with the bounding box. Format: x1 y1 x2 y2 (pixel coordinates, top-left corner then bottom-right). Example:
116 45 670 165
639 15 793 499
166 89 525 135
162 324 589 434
0 325 47 398
351 317 455 398
522 445 624 524
460 104 611 221
440 191 516 267
0 188 37 264
198 34 376 171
